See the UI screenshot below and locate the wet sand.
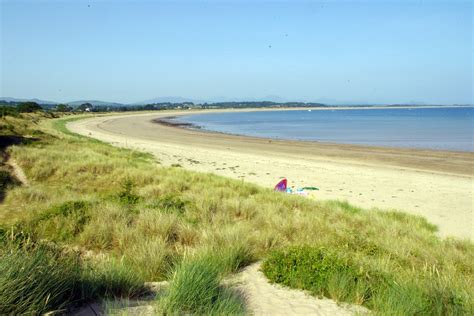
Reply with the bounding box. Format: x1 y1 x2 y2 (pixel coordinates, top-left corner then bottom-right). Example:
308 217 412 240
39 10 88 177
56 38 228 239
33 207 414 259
68 109 474 240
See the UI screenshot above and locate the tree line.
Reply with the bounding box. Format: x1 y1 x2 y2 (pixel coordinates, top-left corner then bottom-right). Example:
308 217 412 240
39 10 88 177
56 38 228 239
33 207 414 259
0 100 328 117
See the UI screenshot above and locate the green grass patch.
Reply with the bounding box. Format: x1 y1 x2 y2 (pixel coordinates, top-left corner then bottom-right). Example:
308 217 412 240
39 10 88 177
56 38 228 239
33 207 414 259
25 200 92 242
262 246 472 314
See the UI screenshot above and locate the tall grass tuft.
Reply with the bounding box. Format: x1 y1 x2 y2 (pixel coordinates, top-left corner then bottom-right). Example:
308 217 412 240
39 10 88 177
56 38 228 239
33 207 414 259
160 255 245 315
83 257 147 299
0 241 83 314
0 230 147 314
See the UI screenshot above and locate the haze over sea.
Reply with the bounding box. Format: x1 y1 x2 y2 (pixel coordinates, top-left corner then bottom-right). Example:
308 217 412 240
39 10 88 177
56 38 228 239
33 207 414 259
175 107 474 152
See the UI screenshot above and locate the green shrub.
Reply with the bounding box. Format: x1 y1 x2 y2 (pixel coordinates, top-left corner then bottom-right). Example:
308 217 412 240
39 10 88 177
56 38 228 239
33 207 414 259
262 246 386 302
148 193 188 214
118 179 140 206
0 106 19 117
262 246 471 314
17 102 42 113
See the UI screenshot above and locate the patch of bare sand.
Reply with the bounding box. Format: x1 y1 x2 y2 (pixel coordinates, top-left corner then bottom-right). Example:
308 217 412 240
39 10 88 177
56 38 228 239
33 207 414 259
6 158 29 186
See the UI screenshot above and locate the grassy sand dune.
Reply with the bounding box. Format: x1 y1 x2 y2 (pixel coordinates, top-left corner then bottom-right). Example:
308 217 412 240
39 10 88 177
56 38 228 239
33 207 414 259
0 113 473 314
69 111 474 240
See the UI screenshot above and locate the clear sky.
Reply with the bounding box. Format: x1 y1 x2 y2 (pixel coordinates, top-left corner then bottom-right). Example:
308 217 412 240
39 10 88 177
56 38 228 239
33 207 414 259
1 0 472 104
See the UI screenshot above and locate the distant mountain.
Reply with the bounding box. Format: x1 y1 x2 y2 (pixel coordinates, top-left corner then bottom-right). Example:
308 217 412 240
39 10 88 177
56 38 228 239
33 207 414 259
133 96 206 105
0 97 58 104
66 100 125 107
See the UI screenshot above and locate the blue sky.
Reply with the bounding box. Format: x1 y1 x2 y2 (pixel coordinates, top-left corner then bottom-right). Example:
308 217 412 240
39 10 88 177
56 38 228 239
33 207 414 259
1 0 472 104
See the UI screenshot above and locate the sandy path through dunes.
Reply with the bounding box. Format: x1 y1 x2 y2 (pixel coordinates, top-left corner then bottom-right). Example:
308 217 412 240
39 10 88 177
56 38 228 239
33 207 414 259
7 159 29 186
68 111 474 240
73 263 367 315
231 263 368 315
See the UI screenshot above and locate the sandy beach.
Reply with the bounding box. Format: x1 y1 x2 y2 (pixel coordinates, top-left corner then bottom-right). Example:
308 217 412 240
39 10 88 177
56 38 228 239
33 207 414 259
68 109 474 240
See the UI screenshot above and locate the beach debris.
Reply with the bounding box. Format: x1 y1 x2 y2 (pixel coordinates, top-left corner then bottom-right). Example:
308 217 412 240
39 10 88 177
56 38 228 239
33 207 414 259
302 186 319 191
289 187 308 196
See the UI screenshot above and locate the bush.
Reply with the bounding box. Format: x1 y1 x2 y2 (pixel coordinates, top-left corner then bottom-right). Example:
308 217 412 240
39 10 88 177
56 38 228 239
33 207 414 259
56 104 72 112
148 193 188 214
262 246 471 314
118 179 140 206
17 102 42 113
0 106 19 117
262 246 382 301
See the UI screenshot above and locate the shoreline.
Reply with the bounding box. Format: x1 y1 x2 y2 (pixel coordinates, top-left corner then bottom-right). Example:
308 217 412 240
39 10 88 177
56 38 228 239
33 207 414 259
68 110 474 240
157 110 474 155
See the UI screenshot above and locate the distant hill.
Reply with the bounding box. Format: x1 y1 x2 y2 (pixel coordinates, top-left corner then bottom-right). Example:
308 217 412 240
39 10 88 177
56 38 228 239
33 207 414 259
66 100 125 107
133 96 206 105
0 97 58 104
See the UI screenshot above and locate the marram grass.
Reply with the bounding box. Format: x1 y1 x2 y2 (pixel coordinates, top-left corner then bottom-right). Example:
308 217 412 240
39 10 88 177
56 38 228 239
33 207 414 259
0 113 472 314
159 254 246 315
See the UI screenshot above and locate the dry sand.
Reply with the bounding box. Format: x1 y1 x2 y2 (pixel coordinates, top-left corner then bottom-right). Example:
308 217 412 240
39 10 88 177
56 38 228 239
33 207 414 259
7 159 29 186
68 110 474 240
230 263 368 315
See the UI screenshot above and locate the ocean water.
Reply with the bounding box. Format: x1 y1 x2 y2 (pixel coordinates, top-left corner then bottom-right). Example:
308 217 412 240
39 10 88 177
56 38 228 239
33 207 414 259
174 107 474 152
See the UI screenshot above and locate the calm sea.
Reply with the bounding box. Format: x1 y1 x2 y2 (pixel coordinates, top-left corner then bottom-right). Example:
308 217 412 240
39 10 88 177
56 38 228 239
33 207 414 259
174 107 474 152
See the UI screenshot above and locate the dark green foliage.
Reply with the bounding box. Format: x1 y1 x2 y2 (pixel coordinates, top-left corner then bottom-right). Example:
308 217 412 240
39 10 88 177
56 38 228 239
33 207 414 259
262 246 384 301
0 106 19 117
56 104 72 112
17 102 42 113
0 169 20 202
118 179 140 206
0 170 19 191
75 103 93 112
262 246 471 314
149 193 188 214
